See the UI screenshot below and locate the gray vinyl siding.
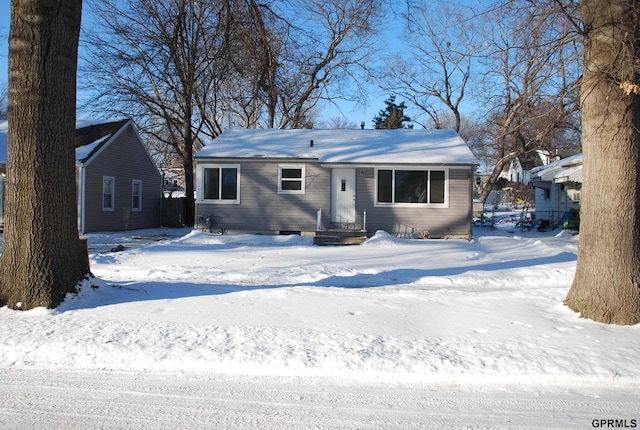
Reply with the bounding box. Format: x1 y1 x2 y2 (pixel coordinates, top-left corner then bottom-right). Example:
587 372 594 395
80 124 162 233
196 160 474 238
197 160 330 233
355 167 474 238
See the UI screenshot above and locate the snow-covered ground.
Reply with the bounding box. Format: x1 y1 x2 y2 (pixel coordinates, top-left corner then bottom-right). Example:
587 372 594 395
1 221 639 428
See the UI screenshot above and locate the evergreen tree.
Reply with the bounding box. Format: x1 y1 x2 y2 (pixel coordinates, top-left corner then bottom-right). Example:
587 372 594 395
372 96 413 129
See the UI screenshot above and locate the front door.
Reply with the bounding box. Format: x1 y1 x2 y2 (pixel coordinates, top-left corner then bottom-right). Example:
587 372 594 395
331 168 356 224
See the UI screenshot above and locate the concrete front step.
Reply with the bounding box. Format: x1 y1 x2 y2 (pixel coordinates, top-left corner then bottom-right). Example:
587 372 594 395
313 230 368 246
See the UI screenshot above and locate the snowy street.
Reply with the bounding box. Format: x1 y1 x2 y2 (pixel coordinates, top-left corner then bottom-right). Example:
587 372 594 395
1 369 638 429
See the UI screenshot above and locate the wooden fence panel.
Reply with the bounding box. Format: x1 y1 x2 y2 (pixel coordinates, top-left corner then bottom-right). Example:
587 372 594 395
162 197 186 227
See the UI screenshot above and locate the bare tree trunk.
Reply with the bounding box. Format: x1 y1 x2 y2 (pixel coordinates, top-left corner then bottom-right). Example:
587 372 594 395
182 115 195 227
564 0 640 325
0 0 88 310
248 0 278 129
86 0 235 226
476 151 521 204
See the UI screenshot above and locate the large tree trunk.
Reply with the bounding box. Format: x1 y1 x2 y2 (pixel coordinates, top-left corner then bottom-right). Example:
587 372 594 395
0 0 89 310
564 0 640 325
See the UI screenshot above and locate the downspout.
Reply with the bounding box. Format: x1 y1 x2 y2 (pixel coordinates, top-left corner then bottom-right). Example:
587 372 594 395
78 164 86 234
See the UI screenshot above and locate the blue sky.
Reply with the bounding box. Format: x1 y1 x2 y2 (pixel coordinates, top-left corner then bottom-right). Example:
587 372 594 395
0 1 393 126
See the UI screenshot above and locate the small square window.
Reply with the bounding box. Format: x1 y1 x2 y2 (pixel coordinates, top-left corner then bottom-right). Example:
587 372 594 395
278 164 305 194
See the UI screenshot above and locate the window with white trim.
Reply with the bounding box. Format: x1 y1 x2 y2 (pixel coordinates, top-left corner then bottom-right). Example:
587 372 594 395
278 164 305 194
102 176 115 211
201 165 240 203
132 180 142 211
376 168 447 205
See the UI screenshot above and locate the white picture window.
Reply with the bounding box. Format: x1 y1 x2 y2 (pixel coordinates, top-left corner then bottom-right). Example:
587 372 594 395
375 168 448 206
132 179 142 211
103 176 115 211
278 164 305 194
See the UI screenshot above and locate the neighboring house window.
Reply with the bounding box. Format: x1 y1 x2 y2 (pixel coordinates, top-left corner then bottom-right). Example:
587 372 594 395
132 180 142 211
544 188 551 199
103 176 115 211
376 169 447 205
278 164 305 194
202 165 240 203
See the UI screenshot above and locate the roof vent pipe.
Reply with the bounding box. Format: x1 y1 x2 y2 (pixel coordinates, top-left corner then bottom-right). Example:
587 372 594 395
310 140 314 147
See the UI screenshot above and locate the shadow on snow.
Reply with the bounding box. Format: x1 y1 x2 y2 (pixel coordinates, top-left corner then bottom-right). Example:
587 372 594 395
57 251 577 312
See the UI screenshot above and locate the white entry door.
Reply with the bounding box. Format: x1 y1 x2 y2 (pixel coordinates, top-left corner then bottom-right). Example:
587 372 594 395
331 168 356 224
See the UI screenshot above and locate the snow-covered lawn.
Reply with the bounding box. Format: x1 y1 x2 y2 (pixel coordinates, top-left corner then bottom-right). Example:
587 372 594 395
1 223 639 428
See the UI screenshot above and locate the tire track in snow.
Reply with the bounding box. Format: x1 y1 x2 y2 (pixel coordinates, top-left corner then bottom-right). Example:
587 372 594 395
0 369 638 429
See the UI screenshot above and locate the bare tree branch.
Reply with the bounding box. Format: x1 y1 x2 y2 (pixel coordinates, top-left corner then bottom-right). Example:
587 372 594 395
81 0 234 225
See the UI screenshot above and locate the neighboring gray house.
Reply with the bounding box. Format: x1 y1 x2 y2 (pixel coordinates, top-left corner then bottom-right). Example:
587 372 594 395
75 119 162 233
195 128 478 241
529 152 582 226
0 119 162 233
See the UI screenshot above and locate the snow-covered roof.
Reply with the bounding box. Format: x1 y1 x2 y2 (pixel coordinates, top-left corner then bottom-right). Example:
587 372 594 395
196 128 477 165
75 134 112 162
530 153 582 184
74 119 129 164
0 119 129 165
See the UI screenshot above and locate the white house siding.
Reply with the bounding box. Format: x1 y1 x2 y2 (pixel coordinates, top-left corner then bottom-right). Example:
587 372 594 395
534 187 550 216
196 160 330 234
534 184 580 224
356 167 473 238
530 153 582 225
81 125 162 233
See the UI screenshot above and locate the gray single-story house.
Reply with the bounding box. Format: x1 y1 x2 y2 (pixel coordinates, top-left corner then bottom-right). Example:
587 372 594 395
529 152 582 227
195 128 478 241
75 119 162 233
0 119 162 233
